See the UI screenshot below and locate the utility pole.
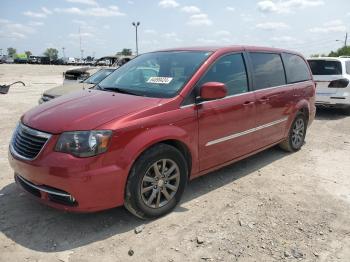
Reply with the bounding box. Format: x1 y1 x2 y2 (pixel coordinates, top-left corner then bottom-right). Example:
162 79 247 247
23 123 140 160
62 47 66 59
345 32 348 47
79 26 83 59
132 22 140 56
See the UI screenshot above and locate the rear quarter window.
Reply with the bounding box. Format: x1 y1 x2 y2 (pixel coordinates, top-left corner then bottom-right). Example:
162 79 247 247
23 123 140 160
307 60 342 75
283 53 311 83
346 61 350 75
249 52 286 90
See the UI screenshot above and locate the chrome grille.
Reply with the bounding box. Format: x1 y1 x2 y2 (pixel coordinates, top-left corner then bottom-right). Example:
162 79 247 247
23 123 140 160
10 123 51 160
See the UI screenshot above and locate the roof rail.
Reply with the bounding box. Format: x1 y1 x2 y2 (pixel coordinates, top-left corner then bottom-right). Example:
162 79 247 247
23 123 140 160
339 56 350 58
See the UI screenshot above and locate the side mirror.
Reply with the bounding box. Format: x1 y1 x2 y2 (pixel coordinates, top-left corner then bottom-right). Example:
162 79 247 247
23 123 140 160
199 82 227 101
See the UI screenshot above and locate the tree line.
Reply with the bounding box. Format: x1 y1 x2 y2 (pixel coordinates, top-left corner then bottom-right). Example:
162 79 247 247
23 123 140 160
5 47 133 61
310 46 350 58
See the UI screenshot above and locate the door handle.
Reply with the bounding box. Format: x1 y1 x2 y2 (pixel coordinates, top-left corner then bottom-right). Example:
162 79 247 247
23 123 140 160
243 101 255 106
258 97 269 103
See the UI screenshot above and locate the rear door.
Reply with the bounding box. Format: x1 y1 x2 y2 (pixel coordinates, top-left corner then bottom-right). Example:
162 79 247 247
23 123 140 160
248 52 292 148
307 59 343 98
197 53 257 171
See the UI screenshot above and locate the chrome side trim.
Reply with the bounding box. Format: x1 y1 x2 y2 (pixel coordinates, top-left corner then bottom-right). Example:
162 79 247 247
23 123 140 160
16 175 72 198
179 80 313 108
205 117 288 146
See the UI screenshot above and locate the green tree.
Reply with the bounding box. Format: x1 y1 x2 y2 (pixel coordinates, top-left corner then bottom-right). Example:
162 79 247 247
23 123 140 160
7 47 16 58
328 46 350 57
44 48 59 61
117 48 132 56
25 51 32 58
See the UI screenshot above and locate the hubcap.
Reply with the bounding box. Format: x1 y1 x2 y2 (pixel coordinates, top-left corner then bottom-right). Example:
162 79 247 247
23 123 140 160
291 118 305 148
140 159 180 209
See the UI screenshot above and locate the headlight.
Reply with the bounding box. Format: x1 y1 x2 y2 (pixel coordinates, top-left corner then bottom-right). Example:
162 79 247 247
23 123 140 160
55 130 112 157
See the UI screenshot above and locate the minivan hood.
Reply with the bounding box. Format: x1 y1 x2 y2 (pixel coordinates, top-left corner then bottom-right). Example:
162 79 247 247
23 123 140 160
22 90 163 134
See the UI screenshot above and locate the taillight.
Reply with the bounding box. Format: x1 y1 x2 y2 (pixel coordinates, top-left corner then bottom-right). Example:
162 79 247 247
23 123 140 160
328 78 349 88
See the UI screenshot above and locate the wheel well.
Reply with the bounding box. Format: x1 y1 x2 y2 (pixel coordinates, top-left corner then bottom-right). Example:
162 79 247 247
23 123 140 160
159 140 192 178
299 107 309 125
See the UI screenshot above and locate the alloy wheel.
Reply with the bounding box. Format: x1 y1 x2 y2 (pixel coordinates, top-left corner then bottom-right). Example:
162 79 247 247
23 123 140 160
291 118 305 148
140 159 180 209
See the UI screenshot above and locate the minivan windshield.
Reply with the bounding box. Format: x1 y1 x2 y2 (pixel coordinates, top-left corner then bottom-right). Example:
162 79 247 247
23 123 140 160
308 60 342 75
97 51 212 98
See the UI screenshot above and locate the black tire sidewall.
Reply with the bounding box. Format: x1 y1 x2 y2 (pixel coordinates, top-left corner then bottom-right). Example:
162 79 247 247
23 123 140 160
126 144 188 219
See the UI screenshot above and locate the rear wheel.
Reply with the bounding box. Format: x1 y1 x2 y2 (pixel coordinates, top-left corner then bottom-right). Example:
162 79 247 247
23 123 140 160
124 144 188 219
279 113 307 152
343 106 350 115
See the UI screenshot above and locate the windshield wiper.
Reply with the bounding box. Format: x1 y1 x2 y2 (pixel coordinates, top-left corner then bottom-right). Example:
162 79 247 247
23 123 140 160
96 85 141 96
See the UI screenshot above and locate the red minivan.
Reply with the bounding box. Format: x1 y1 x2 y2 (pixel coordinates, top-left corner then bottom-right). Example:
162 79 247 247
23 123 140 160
8 46 316 219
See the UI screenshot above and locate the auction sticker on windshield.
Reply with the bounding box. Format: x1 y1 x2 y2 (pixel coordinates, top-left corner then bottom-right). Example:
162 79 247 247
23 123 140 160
147 77 173 84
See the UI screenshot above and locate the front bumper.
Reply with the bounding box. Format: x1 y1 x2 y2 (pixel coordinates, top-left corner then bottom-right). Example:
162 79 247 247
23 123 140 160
8 145 127 212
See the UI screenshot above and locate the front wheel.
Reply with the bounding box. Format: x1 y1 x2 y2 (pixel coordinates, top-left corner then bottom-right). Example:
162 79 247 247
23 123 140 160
279 113 307 152
124 144 188 219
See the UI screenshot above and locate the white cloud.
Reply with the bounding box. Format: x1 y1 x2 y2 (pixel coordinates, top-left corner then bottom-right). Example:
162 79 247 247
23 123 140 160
271 36 296 42
309 19 347 33
196 38 219 44
256 22 289 30
66 0 98 5
72 19 87 25
159 0 179 8
257 0 324 13
215 30 232 37
0 19 10 24
23 11 47 18
162 32 183 42
240 13 254 22
0 20 35 39
23 7 52 18
29 21 44 26
55 6 125 17
41 7 52 15
69 32 94 38
226 7 235 12
144 29 157 34
181 5 201 13
188 13 212 26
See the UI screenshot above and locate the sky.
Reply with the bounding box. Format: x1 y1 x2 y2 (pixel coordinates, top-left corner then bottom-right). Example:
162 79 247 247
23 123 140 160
0 0 350 58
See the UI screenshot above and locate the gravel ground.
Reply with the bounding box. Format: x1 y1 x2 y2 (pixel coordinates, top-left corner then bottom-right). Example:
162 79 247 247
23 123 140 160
0 64 350 262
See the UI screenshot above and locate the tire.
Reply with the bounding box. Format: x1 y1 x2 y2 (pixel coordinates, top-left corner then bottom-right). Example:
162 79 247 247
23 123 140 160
279 113 307 152
343 106 350 116
124 144 188 219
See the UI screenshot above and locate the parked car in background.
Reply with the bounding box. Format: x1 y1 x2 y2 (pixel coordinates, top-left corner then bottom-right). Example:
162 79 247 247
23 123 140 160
63 67 99 84
14 54 28 64
62 55 134 83
8 46 315 219
39 68 115 104
307 57 350 114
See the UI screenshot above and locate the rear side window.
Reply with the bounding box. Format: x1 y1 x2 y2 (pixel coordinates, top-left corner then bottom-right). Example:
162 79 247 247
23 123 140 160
199 53 248 96
308 60 342 75
283 53 311 83
346 61 350 74
250 53 286 90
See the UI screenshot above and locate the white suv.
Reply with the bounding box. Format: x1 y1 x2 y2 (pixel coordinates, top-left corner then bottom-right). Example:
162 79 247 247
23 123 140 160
307 56 350 114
